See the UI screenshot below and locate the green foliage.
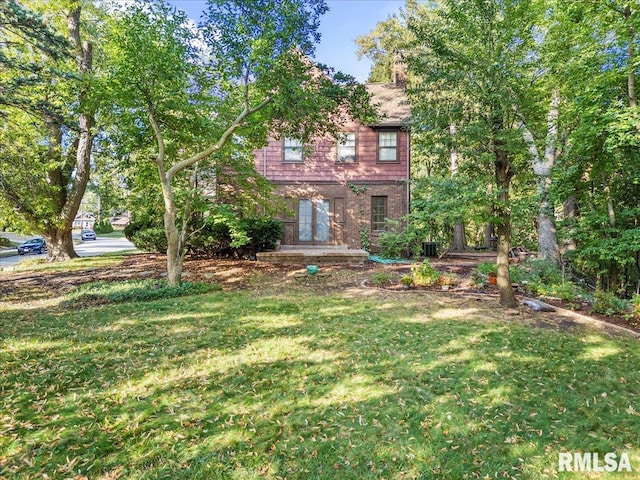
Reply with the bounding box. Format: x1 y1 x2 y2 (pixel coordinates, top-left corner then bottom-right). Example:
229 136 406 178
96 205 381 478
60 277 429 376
592 290 630 317
359 225 371 252
0 2 100 256
189 213 283 257
124 209 283 257
530 281 579 303
93 219 114 234
371 271 393 287
64 279 221 307
377 220 421 259
631 295 640 319
439 272 458 286
519 259 563 286
509 260 579 301
476 261 497 276
400 274 414 287
411 259 440 287
124 222 167 253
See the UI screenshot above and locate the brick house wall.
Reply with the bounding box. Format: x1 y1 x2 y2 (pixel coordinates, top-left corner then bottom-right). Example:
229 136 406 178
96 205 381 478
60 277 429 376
269 181 408 249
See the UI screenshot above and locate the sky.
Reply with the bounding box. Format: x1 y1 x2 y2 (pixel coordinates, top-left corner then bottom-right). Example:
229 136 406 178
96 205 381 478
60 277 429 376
168 0 406 82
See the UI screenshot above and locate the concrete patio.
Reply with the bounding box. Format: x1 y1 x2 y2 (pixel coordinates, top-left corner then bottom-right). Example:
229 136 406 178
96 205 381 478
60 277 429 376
256 245 369 265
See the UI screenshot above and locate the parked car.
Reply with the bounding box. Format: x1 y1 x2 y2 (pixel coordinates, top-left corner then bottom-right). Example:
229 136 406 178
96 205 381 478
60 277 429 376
17 237 47 255
81 229 97 241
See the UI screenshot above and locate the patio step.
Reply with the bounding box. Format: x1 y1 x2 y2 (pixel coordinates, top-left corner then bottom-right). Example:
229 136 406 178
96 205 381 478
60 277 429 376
257 246 369 265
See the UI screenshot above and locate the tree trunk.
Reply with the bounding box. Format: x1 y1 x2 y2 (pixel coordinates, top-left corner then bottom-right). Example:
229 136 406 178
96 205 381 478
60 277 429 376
41 6 94 262
44 227 77 262
150 106 185 287
562 196 577 252
625 5 637 109
520 92 560 264
484 223 494 250
607 192 618 292
164 205 184 287
453 224 466 251
494 144 517 308
449 122 467 251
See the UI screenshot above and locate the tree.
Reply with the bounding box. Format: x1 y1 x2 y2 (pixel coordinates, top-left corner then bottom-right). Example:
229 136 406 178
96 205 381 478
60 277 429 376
549 1 640 293
409 0 544 307
0 0 97 261
106 0 373 286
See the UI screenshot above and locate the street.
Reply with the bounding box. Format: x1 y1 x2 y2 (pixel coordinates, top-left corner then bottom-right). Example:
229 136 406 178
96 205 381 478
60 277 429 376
0 234 136 269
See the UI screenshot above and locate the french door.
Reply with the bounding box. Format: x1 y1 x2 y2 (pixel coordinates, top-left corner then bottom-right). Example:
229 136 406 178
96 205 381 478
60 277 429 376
298 199 331 244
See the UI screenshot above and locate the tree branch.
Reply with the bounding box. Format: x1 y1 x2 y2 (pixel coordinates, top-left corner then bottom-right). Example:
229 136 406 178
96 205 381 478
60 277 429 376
147 103 167 177
166 96 272 180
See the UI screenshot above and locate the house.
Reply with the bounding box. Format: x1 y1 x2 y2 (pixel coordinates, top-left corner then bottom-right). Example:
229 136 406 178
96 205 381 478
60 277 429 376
73 212 95 230
110 215 131 230
254 79 411 249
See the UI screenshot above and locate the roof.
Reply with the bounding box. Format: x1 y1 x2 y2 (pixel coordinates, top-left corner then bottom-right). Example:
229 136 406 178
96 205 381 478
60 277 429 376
365 82 412 128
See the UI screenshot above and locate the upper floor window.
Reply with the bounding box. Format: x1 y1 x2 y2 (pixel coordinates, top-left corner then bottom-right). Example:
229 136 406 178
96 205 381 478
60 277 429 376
378 131 398 162
337 132 356 162
283 138 303 163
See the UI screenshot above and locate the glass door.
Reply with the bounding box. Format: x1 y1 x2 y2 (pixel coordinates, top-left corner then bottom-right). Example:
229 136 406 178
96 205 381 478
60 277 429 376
315 199 330 243
298 199 313 242
298 199 331 244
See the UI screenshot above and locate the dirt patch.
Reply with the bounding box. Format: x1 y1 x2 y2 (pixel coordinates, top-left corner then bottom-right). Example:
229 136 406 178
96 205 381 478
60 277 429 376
1 253 638 338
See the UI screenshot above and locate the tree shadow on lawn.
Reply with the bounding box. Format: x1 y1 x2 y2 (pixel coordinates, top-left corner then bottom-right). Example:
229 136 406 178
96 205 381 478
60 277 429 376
1 291 640 479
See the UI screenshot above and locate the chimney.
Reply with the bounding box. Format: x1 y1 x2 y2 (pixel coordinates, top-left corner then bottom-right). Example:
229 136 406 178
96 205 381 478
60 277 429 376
393 52 407 86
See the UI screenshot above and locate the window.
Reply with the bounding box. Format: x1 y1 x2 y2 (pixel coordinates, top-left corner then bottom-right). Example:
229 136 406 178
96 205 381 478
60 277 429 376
337 132 356 162
283 138 303 162
371 196 388 231
378 131 398 162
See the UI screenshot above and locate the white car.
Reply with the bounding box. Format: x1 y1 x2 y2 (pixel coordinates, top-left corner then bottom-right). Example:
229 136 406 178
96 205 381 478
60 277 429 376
81 229 96 241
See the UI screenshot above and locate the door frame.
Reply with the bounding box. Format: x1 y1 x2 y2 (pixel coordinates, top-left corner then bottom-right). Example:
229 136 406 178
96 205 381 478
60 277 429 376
297 198 332 245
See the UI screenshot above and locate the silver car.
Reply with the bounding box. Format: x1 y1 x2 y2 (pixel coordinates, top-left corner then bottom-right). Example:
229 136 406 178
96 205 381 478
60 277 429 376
81 229 96 241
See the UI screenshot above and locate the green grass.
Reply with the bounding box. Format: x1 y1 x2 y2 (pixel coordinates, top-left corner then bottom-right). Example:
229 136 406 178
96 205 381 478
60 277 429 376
97 231 126 239
1 289 640 479
2 252 132 275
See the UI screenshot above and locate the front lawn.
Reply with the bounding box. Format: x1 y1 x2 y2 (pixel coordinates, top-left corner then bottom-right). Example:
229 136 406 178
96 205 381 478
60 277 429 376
1 284 639 479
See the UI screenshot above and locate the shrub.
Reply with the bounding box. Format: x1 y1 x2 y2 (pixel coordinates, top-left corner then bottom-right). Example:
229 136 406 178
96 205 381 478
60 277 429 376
476 261 497 276
632 294 640 319
400 275 414 287
93 219 114 234
527 282 579 302
592 290 629 316
64 279 221 307
371 271 392 286
439 272 458 286
124 222 167 253
377 222 421 259
124 214 283 257
520 259 563 285
242 217 284 253
189 216 282 257
411 259 440 287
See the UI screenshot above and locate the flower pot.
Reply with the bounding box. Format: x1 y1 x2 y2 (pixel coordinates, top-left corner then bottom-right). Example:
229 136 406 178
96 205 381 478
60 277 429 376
488 274 497 285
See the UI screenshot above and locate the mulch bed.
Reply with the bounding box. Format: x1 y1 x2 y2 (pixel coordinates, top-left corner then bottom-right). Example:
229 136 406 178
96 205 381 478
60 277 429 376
2 253 638 337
